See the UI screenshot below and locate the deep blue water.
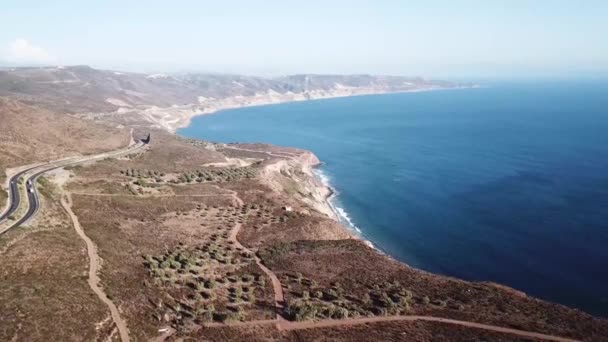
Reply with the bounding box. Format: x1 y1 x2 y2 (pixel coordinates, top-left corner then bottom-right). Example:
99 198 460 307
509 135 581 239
179 82 608 316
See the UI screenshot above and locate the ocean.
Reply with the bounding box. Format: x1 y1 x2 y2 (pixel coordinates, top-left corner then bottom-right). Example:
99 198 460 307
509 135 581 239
179 81 608 317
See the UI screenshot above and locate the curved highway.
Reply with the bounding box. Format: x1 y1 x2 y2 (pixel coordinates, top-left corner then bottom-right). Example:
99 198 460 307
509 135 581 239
0 166 40 222
0 140 146 236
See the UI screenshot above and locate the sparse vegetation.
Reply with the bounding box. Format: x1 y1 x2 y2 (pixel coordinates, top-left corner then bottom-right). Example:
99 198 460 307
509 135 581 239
121 166 257 185
138 203 276 327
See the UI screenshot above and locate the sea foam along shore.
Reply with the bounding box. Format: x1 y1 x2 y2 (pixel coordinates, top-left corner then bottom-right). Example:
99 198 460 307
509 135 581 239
312 167 377 250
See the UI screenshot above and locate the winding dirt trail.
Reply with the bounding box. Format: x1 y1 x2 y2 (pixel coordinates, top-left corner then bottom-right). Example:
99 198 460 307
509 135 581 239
61 193 131 342
227 192 287 321
65 188 579 342
277 315 580 342
68 192 238 198
214 191 581 342
222 145 298 160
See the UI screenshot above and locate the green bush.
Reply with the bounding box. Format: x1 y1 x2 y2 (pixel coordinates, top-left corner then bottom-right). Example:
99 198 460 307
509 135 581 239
332 307 349 319
362 293 372 305
284 300 319 321
205 279 216 289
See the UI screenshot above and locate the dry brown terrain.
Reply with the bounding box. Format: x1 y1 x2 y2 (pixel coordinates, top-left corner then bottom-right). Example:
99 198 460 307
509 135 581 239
256 239 608 341
0 97 129 208
0 66 461 131
0 178 114 341
189 320 535 341
56 134 608 341
1 105 608 341
0 97 129 166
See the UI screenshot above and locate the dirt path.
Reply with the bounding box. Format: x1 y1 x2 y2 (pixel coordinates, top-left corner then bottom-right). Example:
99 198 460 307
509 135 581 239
227 192 286 321
61 193 131 342
67 181 579 342
213 192 580 342
277 315 580 342
222 146 297 160
69 192 238 198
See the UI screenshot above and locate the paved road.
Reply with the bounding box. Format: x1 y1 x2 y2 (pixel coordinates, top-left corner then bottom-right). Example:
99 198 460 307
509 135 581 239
0 166 44 222
0 141 145 236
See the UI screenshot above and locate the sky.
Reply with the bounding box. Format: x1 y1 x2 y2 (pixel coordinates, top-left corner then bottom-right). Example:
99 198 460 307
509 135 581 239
1 1 607 78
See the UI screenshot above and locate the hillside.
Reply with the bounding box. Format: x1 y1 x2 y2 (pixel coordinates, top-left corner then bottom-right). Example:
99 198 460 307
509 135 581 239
0 97 129 208
2 130 606 341
2 67 605 342
0 66 465 131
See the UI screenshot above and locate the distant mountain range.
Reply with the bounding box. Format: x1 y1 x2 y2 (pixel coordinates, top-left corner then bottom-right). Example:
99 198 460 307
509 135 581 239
0 65 469 131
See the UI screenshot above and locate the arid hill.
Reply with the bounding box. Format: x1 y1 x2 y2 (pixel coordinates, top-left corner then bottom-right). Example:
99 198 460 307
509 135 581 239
0 66 464 130
0 97 129 207
0 97 129 164
1 68 606 342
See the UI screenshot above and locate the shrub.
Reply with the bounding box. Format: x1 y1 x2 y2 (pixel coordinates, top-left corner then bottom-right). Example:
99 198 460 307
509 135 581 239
284 300 319 321
205 279 216 289
258 277 266 287
362 293 372 305
196 282 206 291
332 307 349 319
433 299 448 307
199 310 213 322
243 293 256 303
380 292 395 308
324 289 339 301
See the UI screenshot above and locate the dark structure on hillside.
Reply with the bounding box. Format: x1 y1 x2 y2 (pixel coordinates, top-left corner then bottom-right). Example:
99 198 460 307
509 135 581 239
142 133 151 144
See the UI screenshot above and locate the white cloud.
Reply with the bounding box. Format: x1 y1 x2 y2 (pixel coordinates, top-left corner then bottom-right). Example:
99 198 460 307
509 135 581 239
4 39 52 64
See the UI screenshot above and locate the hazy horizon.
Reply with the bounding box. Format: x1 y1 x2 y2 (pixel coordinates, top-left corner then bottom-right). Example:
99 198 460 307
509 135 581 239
2 1 607 79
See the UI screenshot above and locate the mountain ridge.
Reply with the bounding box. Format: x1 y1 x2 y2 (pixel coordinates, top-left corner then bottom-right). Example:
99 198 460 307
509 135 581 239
0 65 469 131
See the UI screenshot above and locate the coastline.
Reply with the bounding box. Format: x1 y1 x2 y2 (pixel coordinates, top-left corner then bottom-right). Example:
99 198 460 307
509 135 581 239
174 87 480 255
311 167 383 252
169 84 469 132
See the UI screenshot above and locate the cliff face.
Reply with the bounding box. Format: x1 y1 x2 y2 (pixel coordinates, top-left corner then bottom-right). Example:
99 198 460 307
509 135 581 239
258 150 337 221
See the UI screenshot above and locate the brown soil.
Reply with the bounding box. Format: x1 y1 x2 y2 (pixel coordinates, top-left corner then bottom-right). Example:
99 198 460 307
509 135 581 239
3 129 608 342
257 239 608 341
0 97 129 168
61 193 131 342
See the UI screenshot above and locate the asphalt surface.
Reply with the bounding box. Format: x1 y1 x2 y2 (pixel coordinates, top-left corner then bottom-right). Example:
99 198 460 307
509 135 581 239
0 167 39 222
0 141 145 236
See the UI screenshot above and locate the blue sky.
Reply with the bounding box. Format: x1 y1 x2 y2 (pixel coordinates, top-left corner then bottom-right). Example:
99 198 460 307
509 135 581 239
1 1 607 78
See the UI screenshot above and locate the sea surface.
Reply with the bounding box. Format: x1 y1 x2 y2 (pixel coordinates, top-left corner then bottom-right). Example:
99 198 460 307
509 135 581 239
179 81 608 316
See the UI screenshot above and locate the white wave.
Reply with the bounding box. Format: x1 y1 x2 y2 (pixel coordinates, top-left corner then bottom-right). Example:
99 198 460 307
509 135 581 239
334 206 361 233
314 168 332 189
313 169 370 240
